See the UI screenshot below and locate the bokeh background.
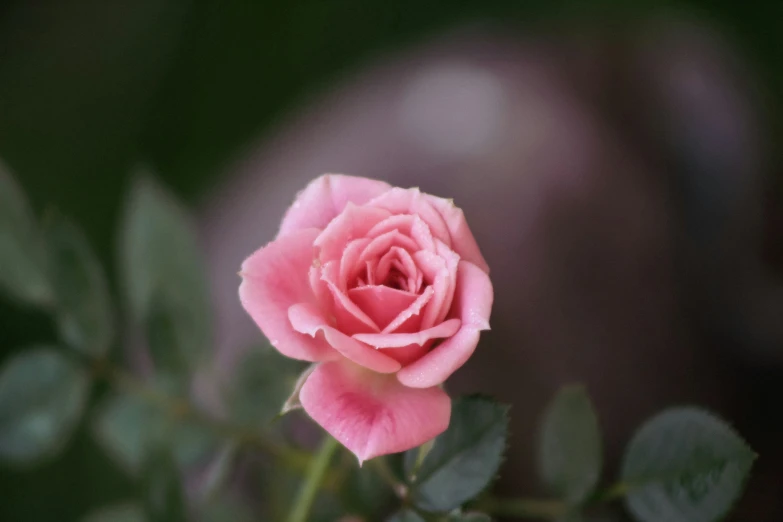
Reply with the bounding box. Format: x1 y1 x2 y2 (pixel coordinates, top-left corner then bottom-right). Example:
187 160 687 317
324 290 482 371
2 1 782 521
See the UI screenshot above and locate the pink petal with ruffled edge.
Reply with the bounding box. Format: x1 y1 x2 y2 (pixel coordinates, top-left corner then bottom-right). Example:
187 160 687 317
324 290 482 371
356 230 419 268
375 247 419 293
353 318 461 348
288 303 401 373
299 360 451 463
365 188 453 247
239 229 337 362
347 285 418 330
339 238 372 289
412 249 453 330
279 174 392 238
382 286 434 334
315 203 391 263
321 262 379 334
423 194 490 274
432 239 460 325
366 214 436 252
397 261 493 388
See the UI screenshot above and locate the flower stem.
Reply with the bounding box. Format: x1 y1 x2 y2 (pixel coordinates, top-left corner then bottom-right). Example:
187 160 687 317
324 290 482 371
90 357 311 470
286 435 340 522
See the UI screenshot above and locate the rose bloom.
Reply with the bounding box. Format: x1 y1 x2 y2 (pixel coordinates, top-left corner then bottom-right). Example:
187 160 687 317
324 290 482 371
239 174 492 462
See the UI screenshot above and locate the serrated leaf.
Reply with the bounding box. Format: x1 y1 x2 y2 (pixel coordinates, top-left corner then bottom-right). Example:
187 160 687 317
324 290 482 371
45 215 114 357
0 159 51 305
539 385 602 503
387 509 426 522
120 172 211 371
82 503 146 522
408 396 509 512
142 445 187 522
0 347 90 464
620 407 755 522
93 392 215 475
228 345 306 426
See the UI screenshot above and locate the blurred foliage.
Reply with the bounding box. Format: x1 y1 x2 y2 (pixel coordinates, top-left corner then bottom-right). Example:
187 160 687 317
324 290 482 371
0 0 778 520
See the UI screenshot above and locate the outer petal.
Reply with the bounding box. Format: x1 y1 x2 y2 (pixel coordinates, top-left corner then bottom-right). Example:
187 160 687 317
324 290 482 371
299 360 451 463
365 188 452 246
239 229 336 362
397 261 493 388
424 194 490 274
289 303 401 373
278 174 392 237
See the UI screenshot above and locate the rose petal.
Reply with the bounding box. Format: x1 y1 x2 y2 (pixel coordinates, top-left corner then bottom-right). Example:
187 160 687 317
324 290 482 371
288 303 401 373
347 285 418 330
314 203 391 263
383 285 434 334
299 360 451 463
375 247 419 292
339 238 372 289
239 229 336 362
432 239 460 325
412 248 454 330
381 343 430 366
353 318 461 348
396 261 493 388
279 174 392 237
367 214 436 252
357 229 419 268
366 187 452 247
322 261 379 334
424 194 490 274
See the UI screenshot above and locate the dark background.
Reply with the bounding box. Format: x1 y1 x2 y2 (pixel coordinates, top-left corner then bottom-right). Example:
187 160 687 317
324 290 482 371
1 1 782 521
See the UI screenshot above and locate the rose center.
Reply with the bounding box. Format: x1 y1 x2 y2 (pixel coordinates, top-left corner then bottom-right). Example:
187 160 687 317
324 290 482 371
351 248 424 296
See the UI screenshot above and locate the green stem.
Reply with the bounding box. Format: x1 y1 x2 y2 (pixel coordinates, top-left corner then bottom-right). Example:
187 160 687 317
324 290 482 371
286 435 340 522
90 357 311 471
371 456 406 498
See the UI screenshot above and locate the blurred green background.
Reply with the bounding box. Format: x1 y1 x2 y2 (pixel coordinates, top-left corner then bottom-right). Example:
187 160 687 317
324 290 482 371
1 1 781 520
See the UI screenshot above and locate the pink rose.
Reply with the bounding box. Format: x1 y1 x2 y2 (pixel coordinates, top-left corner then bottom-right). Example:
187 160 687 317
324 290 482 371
239 174 492 462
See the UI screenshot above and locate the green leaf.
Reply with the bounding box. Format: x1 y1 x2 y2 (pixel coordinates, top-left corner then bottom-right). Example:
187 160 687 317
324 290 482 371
620 407 755 522
538 385 602 503
45 214 114 357
228 345 306 426
144 289 198 379
92 392 215 475
199 441 239 502
82 503 146 522
450 513 493 521
142 445 187 522
120 172 211 371
0 347 90 464
340 457 395 518
408 395 509 512
197 497 254 522
0 159 51 305
387 510 426 522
